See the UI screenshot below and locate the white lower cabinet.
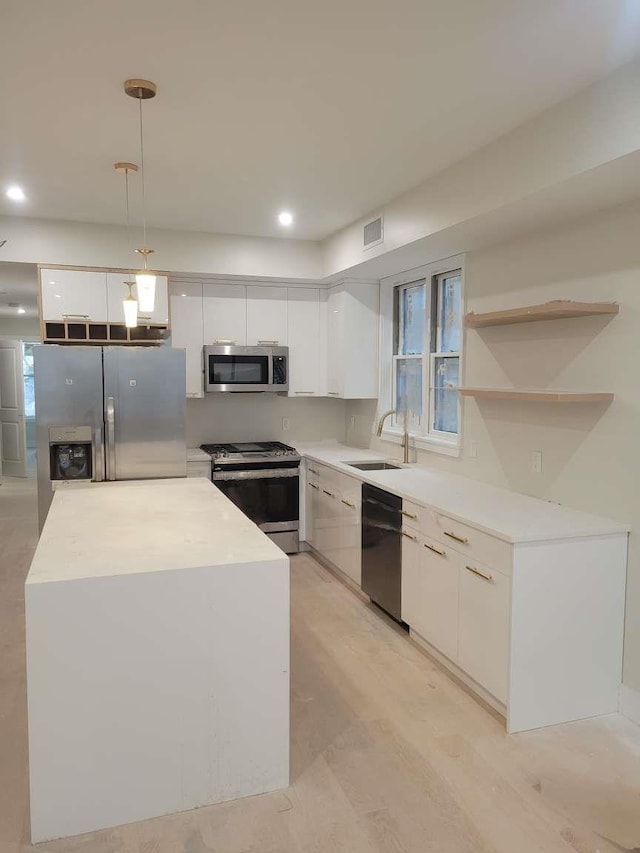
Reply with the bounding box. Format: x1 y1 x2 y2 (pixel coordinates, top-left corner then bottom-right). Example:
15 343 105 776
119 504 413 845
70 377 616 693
403 535 459 665
334 476 362 585
305 464 362 586
457 560 510 704
302 454 627 734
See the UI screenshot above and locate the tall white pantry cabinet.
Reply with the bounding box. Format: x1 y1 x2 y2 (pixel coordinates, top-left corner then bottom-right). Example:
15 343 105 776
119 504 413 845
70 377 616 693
168 279 379 400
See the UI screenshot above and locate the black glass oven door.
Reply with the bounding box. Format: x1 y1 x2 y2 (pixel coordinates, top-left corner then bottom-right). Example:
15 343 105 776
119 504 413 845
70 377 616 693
213 472 299 529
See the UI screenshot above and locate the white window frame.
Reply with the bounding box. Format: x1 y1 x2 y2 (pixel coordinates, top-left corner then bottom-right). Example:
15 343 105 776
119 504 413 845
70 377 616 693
378 255 465 457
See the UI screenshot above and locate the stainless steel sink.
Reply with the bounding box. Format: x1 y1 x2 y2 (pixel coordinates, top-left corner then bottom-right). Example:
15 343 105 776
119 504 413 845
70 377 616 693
346 461 402 471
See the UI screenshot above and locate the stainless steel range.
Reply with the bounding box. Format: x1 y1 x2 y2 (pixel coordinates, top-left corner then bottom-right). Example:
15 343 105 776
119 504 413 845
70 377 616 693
200 441 300 554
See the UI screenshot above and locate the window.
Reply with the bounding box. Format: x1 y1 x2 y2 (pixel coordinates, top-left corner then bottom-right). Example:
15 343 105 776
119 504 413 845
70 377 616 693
386 264 463 451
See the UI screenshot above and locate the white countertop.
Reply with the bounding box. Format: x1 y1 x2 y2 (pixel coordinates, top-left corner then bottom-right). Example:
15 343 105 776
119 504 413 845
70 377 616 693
27 477 285 585
296 441 629 544
187 447 211 463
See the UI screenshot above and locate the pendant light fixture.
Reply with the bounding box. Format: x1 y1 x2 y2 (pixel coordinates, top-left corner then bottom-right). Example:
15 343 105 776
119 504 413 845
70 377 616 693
114 161 139 327
124 78 157 313
122 281 139 328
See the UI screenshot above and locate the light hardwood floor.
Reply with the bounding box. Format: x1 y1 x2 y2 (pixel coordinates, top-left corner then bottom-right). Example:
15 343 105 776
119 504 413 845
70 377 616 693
2 476 640 852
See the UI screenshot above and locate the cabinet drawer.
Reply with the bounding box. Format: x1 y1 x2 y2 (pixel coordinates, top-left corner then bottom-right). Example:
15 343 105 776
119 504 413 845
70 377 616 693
458 558 511 704
420 506 512 577
400 500 421 531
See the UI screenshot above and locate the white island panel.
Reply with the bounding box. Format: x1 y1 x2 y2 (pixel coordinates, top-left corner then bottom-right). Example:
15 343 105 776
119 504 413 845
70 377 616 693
26 478 289 843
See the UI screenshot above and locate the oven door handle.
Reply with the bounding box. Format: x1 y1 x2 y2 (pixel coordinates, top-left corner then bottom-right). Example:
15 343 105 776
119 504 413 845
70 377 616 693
211 467 300 481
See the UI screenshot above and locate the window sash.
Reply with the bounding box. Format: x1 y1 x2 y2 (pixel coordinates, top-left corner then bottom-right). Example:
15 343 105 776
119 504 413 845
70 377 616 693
396 280 427 356
387 265 462 446
429 352 460 438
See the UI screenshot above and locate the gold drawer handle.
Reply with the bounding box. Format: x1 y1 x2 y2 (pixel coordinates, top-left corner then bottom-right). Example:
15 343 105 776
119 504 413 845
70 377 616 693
402 530 418 541
401 510 417 520
322 489 335 497
465 565 493 583
308 467 319 475
424 543 446 557
309 483 319 490
444 530 469 544
341 499 355 508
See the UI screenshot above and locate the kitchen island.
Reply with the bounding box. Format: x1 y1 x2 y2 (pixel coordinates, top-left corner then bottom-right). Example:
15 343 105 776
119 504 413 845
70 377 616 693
25 477 289 843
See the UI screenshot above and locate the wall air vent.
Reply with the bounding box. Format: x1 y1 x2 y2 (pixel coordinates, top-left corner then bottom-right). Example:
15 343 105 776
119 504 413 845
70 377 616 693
363 215 383 250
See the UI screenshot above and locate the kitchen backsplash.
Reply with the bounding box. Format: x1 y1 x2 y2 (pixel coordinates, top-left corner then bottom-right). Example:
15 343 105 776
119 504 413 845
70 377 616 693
186 395 348 446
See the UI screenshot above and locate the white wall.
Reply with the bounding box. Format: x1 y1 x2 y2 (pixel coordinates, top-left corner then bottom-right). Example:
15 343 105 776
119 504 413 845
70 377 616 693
186 395 346 448
346 197 640 691
0 215 322 281
0 317 40 338
323 54 640 277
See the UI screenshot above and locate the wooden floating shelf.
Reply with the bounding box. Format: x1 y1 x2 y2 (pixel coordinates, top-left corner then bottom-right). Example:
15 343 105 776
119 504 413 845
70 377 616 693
465 300 619 328
459 388 614 403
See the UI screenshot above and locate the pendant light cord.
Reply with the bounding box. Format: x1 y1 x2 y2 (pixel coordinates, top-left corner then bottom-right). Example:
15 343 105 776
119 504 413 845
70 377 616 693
123 167 134 278
138 90 148 267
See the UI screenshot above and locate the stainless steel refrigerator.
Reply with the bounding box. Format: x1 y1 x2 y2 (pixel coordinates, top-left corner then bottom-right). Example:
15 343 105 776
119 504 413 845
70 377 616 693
34 345 186 531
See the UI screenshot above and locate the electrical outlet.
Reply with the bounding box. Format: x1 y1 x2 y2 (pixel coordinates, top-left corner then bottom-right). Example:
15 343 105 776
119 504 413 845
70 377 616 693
469 439 478 458
282 418 290 431
531 451 542 473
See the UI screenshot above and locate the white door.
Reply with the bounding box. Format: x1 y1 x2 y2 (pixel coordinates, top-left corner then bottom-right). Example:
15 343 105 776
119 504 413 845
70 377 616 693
326 286 345 397
203 283 247 346
287 289 320 396
169 282 204 398
0 340 27 478
246 286 288 346
40 268 108 323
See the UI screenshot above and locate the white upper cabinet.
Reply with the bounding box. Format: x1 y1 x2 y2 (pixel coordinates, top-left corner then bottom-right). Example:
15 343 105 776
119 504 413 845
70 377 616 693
287 289 320 396
325 282 378 399
203 283 247 346
326 287 345 398
40 269 108 323
170 282 204 398
246 286 288 346
106 273 169 325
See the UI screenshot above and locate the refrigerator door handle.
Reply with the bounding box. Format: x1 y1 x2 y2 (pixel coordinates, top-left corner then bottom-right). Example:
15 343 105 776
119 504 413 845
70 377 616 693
106 396 116 480
93 425 105 482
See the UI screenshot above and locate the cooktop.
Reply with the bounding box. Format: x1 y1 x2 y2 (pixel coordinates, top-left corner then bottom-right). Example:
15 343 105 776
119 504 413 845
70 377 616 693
200 441 299 460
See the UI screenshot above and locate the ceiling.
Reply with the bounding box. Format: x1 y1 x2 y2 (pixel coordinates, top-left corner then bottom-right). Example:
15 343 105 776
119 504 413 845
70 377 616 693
2 1 640 241
0 263 38 319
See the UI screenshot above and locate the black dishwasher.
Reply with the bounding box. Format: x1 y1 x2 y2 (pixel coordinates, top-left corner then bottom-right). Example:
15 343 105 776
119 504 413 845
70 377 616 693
361 483 403 622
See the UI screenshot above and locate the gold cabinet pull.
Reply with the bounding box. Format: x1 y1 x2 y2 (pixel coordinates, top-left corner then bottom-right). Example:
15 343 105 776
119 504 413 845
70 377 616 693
309 483 319 490
465 565 493 583
402 530 418 541
341 499 356 508
424 543 446 557
308 467 319 475
322 489 335 497
444 530 469 544
401 509 417 520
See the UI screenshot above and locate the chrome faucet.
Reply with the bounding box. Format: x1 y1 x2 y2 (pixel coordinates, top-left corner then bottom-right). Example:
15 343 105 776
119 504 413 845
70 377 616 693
376 409 410 464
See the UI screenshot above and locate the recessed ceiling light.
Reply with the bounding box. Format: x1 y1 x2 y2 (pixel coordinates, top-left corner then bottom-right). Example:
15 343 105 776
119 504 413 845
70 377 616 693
55 294 62 298
278 211 294 226
6 185 26 202
17 307 26 314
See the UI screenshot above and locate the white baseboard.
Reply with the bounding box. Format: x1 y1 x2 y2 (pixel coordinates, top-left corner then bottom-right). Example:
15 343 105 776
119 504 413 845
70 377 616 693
620 684 640 726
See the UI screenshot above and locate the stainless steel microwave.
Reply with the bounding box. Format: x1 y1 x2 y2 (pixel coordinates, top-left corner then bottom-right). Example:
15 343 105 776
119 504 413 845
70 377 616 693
203 345 289 393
